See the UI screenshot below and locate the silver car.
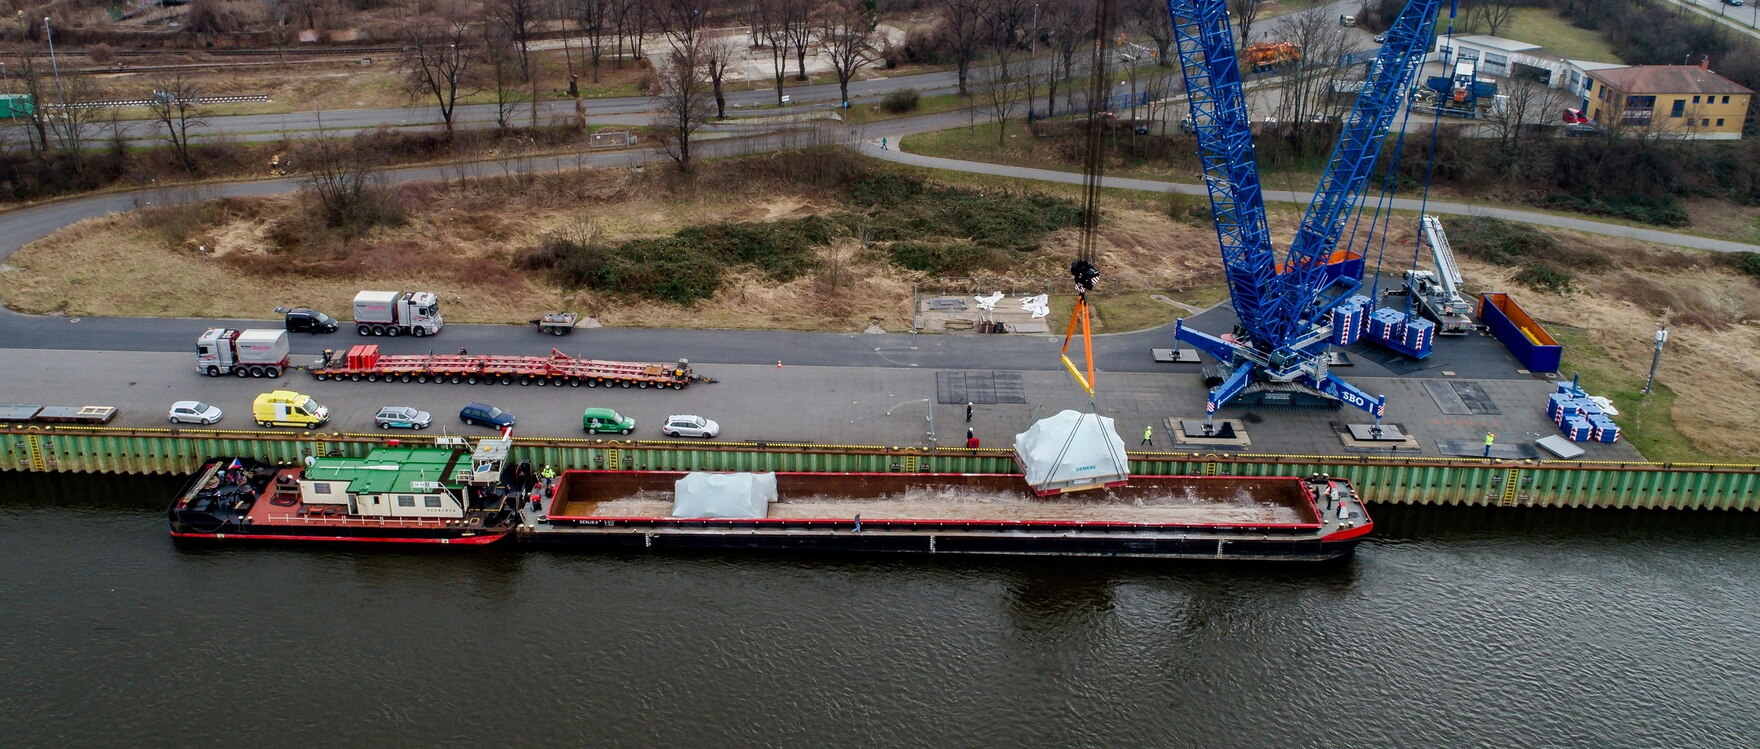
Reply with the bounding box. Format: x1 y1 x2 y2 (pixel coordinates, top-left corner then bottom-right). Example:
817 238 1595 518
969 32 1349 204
662 414 720 439
374 406 433 430
169 400 223 425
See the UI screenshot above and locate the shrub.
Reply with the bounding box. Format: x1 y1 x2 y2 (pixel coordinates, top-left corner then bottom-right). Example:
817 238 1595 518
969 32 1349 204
881 89 920 114
1736 252 1760 278
1167 192 1213 228
1513 264 1573 294
887 241 995 275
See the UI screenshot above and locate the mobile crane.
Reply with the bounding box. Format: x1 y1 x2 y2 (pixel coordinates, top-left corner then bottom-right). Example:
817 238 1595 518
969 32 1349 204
1166 0 1455 420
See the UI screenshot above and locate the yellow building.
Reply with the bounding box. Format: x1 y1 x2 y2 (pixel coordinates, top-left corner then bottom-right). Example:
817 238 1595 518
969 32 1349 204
1585 63 1751 140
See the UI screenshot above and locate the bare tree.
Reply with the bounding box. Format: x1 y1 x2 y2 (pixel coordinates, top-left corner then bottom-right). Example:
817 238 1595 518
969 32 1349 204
1466 0 1519 37
613 0 646 68
652 42 714 171
1124 0 1173 67
1482 78 1569 181
650 0 714 52
934 0 988 97
303 133 396 231
10 54 54 156
148 72 206 173
575 0 613 82
399 16 476 139
481 22 522 133
980 40 1028 144
703 33 742 119
487 0 539 80
755 0 795 105
1230 0 1265 47
817 0 877 106
47 74 107 174
1269 9 1356 152
1044 0 1093 118
784 0 815 81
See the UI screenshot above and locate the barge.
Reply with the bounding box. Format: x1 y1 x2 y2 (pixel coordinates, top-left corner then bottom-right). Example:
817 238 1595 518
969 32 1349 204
168 436 522 545
525 469 1373 561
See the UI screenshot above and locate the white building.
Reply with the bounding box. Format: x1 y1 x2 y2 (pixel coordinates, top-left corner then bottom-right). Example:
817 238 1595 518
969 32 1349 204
1427 34 1624 107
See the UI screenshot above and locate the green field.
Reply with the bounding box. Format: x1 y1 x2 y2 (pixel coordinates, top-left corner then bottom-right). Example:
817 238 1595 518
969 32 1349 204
1489 8 1623 63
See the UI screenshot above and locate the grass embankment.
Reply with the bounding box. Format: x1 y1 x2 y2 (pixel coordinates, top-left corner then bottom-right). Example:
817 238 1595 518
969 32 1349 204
3 149 1231 335
1446 216 1760 462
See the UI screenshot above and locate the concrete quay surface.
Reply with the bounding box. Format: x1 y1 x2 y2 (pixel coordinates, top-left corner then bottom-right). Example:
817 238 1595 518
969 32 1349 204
1 348 1645 462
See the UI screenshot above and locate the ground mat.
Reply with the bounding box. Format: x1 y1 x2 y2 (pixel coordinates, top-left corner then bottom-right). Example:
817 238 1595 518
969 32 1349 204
937 371 1027 405
1423 380 1501 415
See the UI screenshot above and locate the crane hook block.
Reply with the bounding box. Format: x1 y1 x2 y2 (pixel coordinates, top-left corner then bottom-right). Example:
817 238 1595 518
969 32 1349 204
1070 260 1101 292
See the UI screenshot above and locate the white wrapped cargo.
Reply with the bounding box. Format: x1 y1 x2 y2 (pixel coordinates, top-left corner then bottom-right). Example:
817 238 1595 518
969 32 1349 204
672 472 778 519
1013 410 1130 495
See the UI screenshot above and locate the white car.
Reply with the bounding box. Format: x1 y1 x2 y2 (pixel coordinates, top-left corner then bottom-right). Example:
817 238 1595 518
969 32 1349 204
169 400 223 425
662 414 720 439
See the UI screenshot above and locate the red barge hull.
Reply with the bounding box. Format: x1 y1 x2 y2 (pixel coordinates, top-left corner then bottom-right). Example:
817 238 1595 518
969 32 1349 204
525 470 1372 561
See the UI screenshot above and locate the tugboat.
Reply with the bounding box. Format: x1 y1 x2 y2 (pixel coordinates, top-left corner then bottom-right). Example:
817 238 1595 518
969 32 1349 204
168 434 522 545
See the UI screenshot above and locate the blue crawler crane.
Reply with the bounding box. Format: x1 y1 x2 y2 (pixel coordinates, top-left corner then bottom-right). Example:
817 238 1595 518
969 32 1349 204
1166 0 1454 421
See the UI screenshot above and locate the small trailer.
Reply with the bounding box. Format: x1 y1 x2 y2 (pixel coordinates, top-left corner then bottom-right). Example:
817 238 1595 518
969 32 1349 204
0 404 119 424
311 345 712 389
531 312 579 336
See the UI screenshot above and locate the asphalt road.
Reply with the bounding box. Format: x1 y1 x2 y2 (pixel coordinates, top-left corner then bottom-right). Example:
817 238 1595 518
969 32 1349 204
863 139 1760 255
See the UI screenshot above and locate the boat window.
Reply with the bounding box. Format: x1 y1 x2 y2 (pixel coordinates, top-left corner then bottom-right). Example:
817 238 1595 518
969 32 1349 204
312 482 331 494
424 497 442 508
397 496 416 507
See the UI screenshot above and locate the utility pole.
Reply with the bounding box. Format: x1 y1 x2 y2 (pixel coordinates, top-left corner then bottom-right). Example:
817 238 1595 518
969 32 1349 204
1027 3 1040 116
1642 323 1668 396
44 17 70 116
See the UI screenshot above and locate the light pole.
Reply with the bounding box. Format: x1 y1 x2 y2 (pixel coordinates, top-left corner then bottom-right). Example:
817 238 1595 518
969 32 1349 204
1642 323 1668 396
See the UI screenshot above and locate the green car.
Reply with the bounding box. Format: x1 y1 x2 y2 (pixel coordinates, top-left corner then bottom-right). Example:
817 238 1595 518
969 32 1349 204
582 407 636 434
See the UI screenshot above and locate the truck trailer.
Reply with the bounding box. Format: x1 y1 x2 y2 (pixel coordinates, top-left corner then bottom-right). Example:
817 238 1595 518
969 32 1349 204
352 290 443 337
312 345 708 389
196 328 292 377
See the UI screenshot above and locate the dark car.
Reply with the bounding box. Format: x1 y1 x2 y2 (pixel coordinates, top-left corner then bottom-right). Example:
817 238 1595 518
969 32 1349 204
460 402 515 429
283 307 340 334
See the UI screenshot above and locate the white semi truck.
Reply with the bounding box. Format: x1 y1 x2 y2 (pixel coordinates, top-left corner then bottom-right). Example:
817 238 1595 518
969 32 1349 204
352 290 443 337
196 328 292 377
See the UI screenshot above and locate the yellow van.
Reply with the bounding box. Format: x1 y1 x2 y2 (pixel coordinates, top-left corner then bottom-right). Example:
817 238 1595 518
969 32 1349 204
252 390 331 428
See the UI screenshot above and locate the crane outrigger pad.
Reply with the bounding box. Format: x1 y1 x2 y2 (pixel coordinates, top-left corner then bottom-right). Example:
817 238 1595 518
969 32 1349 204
1013 410 1131 496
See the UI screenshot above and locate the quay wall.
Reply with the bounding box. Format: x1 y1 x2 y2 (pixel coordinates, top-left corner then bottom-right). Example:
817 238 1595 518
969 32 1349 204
3 426 1756 511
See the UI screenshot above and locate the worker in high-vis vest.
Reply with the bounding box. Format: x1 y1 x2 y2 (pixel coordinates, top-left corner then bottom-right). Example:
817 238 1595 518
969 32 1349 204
1483 432 1495 457
1142 426 1154 447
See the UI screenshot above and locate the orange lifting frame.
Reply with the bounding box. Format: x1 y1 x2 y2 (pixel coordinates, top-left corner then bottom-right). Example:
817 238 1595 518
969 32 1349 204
1059 294 1097 398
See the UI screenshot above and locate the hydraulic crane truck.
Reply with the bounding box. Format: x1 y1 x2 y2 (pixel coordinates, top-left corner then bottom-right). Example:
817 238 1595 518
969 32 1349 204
1401 215 1477 335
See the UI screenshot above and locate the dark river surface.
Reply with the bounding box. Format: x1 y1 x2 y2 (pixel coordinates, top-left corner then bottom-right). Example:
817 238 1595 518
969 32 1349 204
3 471 1758 748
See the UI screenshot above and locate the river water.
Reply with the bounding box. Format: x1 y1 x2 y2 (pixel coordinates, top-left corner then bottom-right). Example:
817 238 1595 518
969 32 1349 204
3 471 1757 748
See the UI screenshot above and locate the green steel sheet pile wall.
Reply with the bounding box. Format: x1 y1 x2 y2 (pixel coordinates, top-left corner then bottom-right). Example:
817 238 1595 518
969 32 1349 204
3 426 1757 511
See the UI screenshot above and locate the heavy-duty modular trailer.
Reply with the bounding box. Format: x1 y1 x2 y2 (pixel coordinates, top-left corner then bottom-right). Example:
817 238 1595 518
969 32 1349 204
310 345 706 389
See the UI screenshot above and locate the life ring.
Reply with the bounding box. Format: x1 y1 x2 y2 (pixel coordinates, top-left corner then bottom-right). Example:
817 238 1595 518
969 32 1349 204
467 516 483 527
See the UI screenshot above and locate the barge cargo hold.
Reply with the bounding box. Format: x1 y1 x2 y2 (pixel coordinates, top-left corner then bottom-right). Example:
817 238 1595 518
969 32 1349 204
526 470 1373 561
167 441 522 545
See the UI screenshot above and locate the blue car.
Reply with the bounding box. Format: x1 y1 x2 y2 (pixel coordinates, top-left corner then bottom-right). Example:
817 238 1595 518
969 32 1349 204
459 402 515 429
